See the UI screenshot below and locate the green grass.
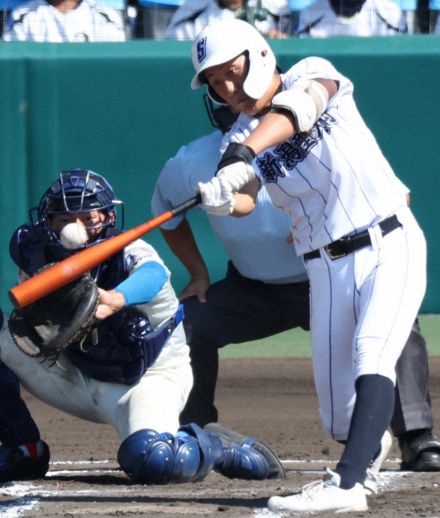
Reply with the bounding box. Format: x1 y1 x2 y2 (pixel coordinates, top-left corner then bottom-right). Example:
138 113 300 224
219 313 440 359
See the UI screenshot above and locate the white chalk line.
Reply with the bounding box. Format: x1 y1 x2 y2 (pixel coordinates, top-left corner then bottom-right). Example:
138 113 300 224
49 460 114 466
1 459 438 517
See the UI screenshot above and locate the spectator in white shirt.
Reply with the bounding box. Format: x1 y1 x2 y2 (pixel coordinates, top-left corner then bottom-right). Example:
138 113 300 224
3 0 127 41
295 0 407 36
164 0 293 40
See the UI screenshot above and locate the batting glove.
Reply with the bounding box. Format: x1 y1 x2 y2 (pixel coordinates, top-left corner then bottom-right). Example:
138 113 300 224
197 176 235 216
216 143 256 191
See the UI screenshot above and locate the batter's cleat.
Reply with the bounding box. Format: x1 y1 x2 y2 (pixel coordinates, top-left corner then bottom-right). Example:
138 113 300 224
268 467 368 514
399 430 440 471
204 422 286 480
363 430 393 494
0 440 50 482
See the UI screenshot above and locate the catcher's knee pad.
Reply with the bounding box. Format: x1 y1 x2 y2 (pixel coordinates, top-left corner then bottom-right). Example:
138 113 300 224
117 424 222 484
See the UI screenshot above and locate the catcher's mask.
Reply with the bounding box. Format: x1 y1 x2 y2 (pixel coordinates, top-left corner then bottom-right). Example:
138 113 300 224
30 169 124 253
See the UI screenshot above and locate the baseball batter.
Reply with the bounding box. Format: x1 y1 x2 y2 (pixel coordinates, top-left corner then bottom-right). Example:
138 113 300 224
0 168 284 484
191 18 427 513
152 99 440 475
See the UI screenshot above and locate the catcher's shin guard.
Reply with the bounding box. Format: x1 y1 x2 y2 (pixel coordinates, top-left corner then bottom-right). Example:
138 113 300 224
205 422 286 480
117 423 223 484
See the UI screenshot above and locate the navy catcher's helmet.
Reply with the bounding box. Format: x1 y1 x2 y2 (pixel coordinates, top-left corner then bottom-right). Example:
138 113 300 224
30 169 124 253
38 169 117 216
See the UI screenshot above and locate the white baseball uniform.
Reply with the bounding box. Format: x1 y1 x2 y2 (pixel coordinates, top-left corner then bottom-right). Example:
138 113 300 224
3 0 127 42
0 238 192 440
221 57 427 439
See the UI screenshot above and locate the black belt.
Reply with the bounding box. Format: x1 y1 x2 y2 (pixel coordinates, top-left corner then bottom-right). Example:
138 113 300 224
303 215 401 261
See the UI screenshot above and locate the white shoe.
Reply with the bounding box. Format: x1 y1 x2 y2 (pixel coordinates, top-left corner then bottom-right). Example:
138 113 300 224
364 430 393 494
268 468 368 514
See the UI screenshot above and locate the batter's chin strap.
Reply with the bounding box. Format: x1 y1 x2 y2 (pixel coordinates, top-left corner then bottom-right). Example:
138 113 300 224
203 94 239 134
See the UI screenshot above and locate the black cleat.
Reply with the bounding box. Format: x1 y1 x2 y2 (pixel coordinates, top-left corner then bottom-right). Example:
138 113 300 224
400 431 440 471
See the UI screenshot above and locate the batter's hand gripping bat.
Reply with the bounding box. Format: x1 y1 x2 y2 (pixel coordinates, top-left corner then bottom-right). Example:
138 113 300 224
9 194 201 309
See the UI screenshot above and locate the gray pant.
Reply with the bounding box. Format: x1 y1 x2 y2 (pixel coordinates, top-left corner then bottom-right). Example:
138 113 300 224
180 261 433 437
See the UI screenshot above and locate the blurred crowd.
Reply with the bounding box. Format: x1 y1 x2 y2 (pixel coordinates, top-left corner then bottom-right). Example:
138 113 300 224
0 0 439 41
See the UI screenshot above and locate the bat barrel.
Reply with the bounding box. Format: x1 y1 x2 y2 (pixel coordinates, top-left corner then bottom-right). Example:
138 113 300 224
9 259 83 308
8 194 201 309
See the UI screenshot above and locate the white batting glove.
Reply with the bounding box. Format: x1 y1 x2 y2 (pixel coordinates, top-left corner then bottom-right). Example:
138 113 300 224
197 177 235 216
216 161 256 191
197 143 257 216
215 143 256 191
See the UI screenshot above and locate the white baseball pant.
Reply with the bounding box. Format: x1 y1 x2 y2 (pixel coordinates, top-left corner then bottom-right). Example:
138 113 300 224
0 322 193 440
306 206 427 440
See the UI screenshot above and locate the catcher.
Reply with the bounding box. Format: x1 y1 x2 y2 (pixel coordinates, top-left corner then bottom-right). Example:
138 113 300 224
0 168 285 484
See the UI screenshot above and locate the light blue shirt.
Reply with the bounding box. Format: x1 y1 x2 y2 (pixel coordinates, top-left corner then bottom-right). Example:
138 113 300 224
151 130 308 284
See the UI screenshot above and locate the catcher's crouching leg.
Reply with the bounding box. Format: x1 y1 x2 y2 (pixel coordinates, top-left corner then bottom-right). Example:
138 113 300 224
117 422 285 484
117 423 224 484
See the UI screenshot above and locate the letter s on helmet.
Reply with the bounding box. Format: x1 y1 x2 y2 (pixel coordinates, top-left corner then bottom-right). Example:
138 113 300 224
191 19 276 103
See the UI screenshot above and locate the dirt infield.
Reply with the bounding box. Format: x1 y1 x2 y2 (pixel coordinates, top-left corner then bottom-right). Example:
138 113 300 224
1 357 440 517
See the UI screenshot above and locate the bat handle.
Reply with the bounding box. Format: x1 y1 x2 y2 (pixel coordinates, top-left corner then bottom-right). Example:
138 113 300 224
171 194 201 216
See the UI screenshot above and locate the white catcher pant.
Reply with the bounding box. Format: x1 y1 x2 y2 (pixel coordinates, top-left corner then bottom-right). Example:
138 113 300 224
306 206 427 441
0 322 193 441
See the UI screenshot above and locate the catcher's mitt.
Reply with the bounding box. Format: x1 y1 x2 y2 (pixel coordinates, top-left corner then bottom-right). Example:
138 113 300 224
8 272 99 362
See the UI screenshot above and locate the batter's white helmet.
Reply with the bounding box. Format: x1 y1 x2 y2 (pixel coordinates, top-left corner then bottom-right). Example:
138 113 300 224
191 18 276 102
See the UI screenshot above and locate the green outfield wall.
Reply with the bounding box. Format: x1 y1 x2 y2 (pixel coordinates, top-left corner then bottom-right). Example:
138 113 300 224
0 36 439 312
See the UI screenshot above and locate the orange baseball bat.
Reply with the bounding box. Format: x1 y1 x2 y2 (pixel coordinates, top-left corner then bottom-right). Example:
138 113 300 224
9 194 201 309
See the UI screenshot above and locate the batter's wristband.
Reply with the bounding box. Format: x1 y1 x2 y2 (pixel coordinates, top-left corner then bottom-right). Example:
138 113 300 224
217 143 256 170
